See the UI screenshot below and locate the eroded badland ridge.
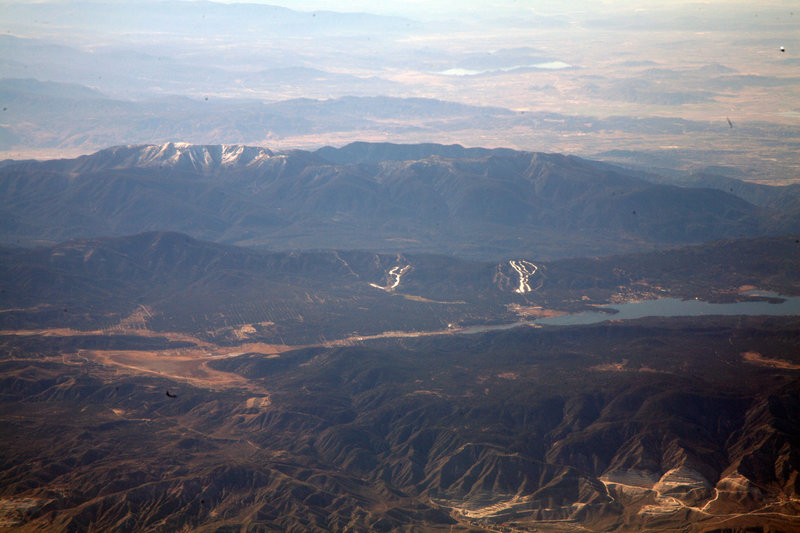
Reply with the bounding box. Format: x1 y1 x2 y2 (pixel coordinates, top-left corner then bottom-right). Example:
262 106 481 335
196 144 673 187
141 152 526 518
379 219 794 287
3 317 800 532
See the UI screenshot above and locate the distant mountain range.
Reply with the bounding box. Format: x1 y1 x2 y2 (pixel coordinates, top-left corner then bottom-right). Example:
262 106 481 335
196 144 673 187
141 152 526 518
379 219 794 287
2 141 798 260
4 76 800 182
0 77 512 154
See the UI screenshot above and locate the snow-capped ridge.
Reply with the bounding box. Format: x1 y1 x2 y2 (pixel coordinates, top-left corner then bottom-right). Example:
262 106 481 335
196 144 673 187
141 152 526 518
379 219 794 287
70 142 279 174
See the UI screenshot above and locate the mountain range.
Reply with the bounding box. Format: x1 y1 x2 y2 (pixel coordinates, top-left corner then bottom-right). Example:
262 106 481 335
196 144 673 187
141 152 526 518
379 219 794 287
1 140 799 532
2 141 798 260
3 74 799 182
1 231 799 343
3 0 800 529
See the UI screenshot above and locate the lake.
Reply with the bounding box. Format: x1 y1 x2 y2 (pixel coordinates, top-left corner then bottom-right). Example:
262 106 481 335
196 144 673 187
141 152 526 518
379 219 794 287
537 293 800 326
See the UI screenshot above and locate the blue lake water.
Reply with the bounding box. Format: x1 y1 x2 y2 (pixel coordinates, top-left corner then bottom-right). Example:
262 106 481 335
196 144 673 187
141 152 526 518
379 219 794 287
450 293 800 335
536 293 800 326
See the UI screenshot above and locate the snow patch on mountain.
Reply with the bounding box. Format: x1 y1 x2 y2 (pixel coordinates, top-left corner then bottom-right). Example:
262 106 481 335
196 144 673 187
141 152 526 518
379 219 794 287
69 142 279 174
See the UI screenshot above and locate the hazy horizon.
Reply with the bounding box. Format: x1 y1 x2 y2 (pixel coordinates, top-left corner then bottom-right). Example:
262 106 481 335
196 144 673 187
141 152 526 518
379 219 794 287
1 0 798 181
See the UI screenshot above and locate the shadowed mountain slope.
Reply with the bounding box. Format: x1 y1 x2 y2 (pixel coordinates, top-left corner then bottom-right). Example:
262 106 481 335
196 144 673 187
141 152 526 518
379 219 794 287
1 142 793 259
1 231 798 343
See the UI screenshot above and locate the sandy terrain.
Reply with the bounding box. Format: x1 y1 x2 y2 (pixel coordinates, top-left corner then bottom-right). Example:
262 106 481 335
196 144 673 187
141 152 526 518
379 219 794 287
742 351 800 370
1 326 290 393
507 304 567 319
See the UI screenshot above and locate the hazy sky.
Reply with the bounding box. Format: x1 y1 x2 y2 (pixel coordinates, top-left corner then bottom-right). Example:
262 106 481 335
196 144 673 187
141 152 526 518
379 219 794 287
2 0 798 176
210 0 788 17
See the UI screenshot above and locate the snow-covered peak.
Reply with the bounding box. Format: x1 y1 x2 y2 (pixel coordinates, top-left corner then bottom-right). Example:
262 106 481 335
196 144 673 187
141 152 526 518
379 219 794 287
71 142 279 174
